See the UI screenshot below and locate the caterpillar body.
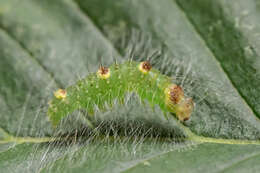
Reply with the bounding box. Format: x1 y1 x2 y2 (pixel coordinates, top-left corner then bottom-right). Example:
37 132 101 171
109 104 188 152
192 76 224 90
48 61 194 126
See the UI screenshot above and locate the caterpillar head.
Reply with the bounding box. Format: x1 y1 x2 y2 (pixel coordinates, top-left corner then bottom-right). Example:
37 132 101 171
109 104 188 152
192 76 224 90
164 84 194 121
175 98 194 121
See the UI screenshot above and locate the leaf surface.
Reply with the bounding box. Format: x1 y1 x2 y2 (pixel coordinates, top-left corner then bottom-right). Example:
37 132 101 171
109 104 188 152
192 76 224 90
0 0 260 172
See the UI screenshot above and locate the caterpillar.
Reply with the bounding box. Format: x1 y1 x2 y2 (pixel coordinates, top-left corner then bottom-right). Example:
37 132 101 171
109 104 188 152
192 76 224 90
47 61 194 126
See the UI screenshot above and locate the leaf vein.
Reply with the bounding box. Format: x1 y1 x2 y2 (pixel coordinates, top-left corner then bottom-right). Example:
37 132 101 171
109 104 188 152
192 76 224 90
216 151 260 173
0 27 62 88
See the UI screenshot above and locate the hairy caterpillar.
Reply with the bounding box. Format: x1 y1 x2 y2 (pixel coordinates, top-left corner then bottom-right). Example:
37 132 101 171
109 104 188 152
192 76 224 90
48 61 194 126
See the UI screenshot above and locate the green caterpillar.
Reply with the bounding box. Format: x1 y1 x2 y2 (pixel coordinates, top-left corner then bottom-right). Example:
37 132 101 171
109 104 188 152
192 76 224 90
48 61 194 126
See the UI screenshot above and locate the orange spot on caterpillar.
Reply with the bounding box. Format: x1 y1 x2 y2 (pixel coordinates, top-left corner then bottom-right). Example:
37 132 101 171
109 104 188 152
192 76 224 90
164 84 184 104
138 61 152 74
164 84 194 121
97 66 110 79
54 89 67 99
183 117 189 121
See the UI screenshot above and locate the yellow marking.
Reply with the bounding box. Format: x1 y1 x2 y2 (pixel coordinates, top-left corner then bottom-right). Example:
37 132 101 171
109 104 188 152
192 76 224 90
97 68 110 79
54 89 67 99
138 62 149 74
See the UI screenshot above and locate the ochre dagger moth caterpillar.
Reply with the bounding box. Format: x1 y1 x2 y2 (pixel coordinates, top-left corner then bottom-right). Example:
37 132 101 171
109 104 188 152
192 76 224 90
48 61 194 126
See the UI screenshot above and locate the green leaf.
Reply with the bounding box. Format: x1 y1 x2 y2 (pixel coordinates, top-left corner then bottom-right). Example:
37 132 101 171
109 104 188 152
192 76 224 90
0 0 260 172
